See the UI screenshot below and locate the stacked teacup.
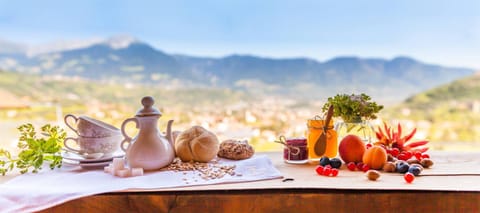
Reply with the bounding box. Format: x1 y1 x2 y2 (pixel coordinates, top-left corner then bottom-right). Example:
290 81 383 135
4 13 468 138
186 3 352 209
63 114 123 168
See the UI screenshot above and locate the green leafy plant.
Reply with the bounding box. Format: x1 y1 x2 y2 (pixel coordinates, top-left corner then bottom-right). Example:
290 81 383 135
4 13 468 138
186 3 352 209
322 93 384 123
0 124 66 175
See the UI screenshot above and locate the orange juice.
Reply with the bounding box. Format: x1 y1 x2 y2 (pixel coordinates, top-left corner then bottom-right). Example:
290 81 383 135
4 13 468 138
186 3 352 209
306 118 337 160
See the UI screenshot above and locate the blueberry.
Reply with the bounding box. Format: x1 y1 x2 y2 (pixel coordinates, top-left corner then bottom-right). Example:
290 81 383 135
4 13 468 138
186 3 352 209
329 158 342 169
396 162 409 173
319 157 330 166
408 165 422 176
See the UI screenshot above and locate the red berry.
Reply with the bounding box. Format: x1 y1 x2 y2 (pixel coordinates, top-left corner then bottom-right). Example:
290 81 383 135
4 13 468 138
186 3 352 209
391 148 400 157
323 167 332 176
347 162 356 171
404 172 415 183
422 153 430 159
325 164 332 169
331 169 339 177
397 153 407 161
315 165 324 175
386 149 391 154
404 151 413 159
356 162 364 170
414 152 422 160
362 164 370 172
366 143 372 149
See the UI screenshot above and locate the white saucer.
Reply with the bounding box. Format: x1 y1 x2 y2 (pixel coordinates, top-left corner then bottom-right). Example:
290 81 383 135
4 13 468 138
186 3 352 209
62 151 124 163
62 159 111 169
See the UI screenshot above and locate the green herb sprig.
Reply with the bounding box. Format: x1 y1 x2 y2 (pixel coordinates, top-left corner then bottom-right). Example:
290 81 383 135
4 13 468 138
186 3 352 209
322 93 384 122
0 124 66 175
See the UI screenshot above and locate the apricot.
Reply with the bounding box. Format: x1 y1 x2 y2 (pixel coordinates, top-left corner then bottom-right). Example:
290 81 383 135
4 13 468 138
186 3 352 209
338 135 366 163
362 146 387 170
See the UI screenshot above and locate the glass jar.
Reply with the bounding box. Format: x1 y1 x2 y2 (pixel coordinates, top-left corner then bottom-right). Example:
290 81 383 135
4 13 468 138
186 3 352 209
306 117 337 160
335 120 375 143
282 137 308 164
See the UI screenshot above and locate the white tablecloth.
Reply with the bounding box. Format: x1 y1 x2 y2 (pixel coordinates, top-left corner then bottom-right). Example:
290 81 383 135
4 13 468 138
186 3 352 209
0 155 282 212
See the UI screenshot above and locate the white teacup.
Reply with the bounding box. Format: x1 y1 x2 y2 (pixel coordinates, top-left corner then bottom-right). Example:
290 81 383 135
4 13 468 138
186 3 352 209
64 114 120 138
63 134 122 155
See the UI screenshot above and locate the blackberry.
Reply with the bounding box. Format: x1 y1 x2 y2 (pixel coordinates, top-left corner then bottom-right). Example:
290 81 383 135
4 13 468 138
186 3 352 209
319 156 330 166
408 165 422 176
329 158 342 169
396 162 410 173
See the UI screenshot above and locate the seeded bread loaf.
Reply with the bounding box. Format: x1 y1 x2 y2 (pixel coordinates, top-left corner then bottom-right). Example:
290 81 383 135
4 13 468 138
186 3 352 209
218 139 254 160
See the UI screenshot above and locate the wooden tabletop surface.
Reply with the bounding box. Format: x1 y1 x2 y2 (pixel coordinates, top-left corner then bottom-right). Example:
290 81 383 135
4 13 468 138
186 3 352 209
3 151 479 212
126 151 480 192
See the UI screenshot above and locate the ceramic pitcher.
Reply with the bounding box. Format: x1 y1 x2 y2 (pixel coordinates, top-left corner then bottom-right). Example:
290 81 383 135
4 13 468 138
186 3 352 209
120 96 175 170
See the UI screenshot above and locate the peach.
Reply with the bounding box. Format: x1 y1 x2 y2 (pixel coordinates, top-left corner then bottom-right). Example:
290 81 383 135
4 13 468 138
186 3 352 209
338 135 366 163
362 146 387 170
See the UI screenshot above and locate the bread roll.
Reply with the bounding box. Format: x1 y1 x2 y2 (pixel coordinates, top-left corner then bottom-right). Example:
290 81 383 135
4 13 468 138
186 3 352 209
218 139 255 160
175 126 219 162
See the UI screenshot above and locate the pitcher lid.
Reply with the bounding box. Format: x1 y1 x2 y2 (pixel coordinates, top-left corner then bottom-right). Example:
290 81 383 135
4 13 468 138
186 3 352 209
136 96 162 117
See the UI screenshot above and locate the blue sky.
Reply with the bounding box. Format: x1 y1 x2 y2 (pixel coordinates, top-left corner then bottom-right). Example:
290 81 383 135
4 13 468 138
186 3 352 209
0 0 479 68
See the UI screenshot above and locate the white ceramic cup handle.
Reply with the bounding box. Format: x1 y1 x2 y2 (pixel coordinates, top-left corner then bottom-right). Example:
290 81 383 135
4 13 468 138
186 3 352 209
64 114 79 136
63 137 81 153
120 117 138 152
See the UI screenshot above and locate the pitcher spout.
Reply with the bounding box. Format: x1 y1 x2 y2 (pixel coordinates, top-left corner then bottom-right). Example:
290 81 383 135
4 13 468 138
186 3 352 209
165 119 174 146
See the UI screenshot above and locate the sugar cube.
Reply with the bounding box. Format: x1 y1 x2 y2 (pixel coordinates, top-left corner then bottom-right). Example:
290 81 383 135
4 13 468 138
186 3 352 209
112 158 125 170
131 168 144 176
115 169 131 177
104 165 112 173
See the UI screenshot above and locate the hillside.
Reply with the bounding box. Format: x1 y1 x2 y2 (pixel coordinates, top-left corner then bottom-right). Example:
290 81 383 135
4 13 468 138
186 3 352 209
0 70 249 122
383 73 480 144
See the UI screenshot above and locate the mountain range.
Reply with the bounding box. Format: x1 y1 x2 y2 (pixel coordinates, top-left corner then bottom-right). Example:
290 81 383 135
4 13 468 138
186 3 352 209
0 36 475 103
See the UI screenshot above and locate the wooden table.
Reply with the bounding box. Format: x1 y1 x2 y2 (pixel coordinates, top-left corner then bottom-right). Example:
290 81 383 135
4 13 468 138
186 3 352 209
23 152 480 212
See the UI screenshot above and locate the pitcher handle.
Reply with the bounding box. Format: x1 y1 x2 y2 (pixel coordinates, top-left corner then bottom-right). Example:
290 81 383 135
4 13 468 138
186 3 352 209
120 117 138 152
63 137 82 153
64 114 79 136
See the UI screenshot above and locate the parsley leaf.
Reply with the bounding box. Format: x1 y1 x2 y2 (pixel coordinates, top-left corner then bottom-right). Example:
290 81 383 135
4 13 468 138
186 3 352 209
0 124 66 175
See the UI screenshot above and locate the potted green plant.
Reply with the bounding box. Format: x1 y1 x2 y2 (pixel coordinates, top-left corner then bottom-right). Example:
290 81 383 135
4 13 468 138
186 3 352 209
322 93 383 143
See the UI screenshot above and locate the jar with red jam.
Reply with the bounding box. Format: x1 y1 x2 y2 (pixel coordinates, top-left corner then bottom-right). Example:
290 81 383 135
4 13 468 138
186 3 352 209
283 137 308 164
